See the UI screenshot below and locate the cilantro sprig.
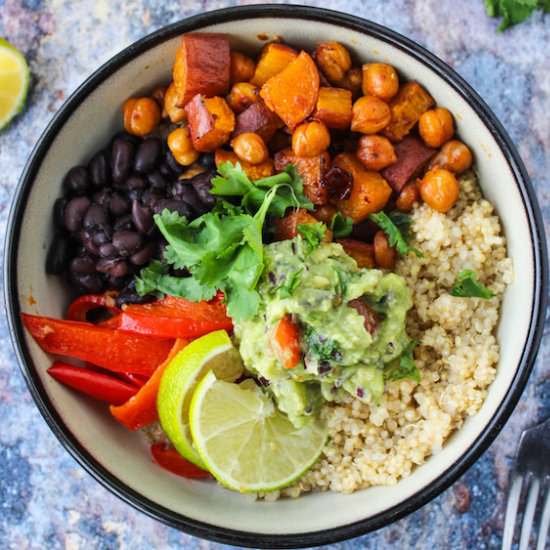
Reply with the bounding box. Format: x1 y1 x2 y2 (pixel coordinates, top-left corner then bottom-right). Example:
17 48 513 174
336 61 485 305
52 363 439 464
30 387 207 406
330 212 353 238
451 270 495 299
369 211 422 257
484 0 549 31
385 340 421 383
297 222 326 252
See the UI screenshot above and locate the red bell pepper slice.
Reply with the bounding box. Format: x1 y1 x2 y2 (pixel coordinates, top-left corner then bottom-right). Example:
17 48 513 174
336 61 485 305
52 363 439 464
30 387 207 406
110 338 188 430
66 293 120 322
110 295 233 339
273 314 301 369
47 362 138 405
151 443 210 479
22 313 173 375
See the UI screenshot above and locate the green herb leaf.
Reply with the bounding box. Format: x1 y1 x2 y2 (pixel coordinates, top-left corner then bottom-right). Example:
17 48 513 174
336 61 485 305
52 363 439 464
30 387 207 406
297 222 326 252
276 268 303 298
450 270 495 299
388 211 412 237
385 340 421 383
484 0 539 30
303 326 341 363
369 211 422 257
330 212 353 238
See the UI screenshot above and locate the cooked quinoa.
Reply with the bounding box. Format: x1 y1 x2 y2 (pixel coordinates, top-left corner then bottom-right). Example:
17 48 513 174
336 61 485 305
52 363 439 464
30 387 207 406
268 172 512 498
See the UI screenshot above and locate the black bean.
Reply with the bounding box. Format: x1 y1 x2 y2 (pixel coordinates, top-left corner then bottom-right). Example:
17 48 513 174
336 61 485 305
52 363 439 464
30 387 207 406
170 267 189 277
92 228 111 246
198 153 215 169
159 163 173 178
112 131 140 146
45 233 71 274
111 138 135 184
99 243 118 258
83 203 108 229
96 258 128 278
146 171 167 191
93 188 111 207
165 150 185 175
116 280 156 307
190 171 216 209
71 273 104 294
131 200 153 234
70 255 96 274
53 198 66 229
112 230 142 256
172 181 205 215
130 242 155 266
88 150 110 188
127 189 143 202
63 166 89 196
153 199 192 218
125 175 146 190
64 196 91 232
141 189 163 208
80 229 101 256
113 214 134 232
109 193 130 216
134 137 162 174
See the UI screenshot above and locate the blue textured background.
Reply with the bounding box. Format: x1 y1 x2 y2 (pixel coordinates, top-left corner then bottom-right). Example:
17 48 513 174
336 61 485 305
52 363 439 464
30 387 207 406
1 1 549 548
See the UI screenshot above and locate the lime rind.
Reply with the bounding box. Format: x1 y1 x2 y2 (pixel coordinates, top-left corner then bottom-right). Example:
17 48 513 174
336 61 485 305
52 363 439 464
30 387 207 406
0 38 30 130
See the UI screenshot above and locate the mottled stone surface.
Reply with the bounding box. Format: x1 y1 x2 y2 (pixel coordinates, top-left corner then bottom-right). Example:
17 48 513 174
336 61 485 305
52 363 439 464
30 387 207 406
0 1 549 548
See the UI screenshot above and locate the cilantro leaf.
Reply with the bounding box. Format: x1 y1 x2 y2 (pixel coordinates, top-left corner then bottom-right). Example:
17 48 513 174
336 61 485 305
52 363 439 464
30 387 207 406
450 270 495 299
385 340 421 383
275 268 303 298
303 326 341 363
330 212 353 238
388 211 412 238
369 211 422 257
297 222 326 252
484 0 540 30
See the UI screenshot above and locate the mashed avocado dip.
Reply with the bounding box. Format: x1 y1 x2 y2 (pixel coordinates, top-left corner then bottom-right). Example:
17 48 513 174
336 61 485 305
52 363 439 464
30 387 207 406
233 236 413 427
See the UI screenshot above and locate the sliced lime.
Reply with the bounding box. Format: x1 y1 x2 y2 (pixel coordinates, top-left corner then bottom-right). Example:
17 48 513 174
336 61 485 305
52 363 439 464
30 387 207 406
189 372 327 493
0 39 30 130
157 330 243 468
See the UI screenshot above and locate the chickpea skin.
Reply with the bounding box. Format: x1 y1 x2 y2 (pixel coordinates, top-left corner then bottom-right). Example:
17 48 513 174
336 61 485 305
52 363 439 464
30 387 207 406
419 168 460 213
123 97 161 136
419 107 455 148
292 121 331 157
362 63 399 101
231 132 269 165
351 96 392 134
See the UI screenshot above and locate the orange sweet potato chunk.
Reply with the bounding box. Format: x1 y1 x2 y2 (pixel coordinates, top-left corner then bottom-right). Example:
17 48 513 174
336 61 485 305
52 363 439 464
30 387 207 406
383 81 435 142
314 87 353 130
185 95 235 152
275 209 333 241
260 51 320 130
274 148 331 206
332 153 392 223
232 100 282 142
173 33 230 107
251 43 298 86
336 239 375 268
214 149 274 180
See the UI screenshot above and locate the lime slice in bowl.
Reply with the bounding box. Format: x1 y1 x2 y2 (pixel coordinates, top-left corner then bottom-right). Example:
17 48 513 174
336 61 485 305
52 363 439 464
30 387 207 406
0 39 30 130
157 330 244 469
189 372 327 493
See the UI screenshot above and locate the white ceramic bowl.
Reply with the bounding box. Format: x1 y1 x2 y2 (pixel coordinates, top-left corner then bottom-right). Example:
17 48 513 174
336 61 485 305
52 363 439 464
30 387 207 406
5 6 548 548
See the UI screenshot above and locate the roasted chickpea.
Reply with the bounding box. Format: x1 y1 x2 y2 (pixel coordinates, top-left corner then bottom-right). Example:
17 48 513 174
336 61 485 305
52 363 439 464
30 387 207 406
231 132 269 165
357 135 396 170
362 63 399 101
123 97 161 136
230 51 256 84
314 204 337 224
396 182 420 212
167 127 199 166
419 168 459 213
430 140 473 174
351 96 391 134
340 67 363 98
227 82 259 113
419 107 455 148
314 41 352 84
374 230 396 269
292 121 331 157
163 83 186 123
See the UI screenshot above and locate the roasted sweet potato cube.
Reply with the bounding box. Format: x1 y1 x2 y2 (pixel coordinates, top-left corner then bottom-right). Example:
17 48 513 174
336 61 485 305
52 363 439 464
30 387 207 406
214 149 274 180
336 239 375 268
275 209 332 241
260 51 320 130
274 148 331 206
383 81 435 142
251 43 298 86
173 33 230 107
314 87 353 130
232 100 282 142
381 135 436 192
185 95 235 152
332 153 392 223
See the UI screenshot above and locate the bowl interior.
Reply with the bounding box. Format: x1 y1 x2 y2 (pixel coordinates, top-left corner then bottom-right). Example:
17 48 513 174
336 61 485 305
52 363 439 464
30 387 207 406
11 12 537 541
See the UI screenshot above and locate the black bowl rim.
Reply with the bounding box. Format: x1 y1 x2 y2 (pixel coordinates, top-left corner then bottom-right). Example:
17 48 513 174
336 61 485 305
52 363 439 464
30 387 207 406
4 4 548 548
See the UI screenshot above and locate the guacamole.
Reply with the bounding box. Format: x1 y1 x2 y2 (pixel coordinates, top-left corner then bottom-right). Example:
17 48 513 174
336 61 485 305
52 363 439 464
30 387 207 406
233 237 413 427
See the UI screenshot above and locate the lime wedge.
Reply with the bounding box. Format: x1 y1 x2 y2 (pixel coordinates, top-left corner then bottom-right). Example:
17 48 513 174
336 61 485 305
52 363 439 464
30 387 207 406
189 372 327 493
157 330 244 468
0 39 30 130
